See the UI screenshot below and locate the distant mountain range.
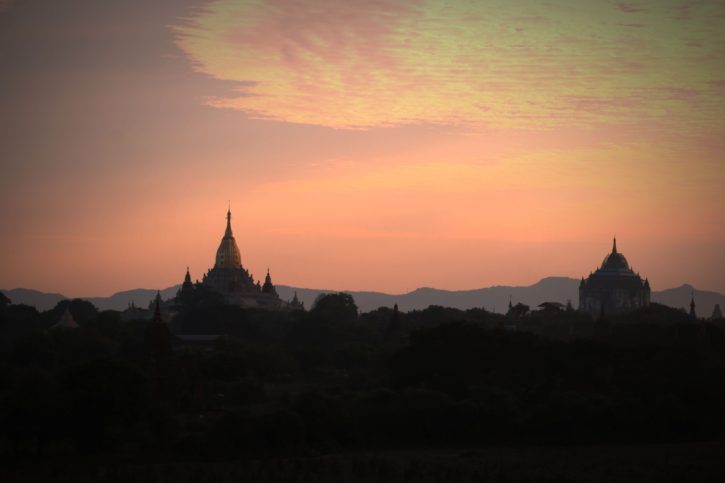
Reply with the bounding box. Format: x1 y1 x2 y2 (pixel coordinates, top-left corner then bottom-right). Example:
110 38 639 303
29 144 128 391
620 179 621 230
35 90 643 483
3 277 723 318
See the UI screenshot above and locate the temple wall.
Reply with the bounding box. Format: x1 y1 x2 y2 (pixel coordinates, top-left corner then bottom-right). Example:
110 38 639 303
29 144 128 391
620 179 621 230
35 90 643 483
579 286 650 317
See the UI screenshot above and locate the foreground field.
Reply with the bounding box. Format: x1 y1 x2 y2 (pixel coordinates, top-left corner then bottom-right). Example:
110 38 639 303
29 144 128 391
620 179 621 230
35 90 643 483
5 442 725 482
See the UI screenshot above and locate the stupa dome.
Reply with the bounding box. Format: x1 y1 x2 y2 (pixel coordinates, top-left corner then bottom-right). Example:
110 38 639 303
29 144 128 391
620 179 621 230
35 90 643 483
600 237 631 271
215 209 242 269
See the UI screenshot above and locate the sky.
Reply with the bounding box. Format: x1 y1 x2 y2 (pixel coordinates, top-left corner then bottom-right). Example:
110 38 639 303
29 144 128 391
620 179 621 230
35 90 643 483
0 0 723 297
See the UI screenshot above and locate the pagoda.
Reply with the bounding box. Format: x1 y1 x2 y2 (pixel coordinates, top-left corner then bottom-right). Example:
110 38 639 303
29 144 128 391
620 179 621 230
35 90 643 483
579 237 650 316
198 208 283 309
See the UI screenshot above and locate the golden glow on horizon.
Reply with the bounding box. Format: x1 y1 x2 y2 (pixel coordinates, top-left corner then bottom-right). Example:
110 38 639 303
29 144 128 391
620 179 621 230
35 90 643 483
243 140 723 242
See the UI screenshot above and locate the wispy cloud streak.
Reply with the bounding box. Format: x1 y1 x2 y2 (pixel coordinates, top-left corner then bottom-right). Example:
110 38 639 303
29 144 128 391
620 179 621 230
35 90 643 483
174 0 725 131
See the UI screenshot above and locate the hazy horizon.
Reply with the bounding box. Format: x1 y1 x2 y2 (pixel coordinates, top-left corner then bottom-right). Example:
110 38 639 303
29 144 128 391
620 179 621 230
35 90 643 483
2 273 720 301
1 0 723 297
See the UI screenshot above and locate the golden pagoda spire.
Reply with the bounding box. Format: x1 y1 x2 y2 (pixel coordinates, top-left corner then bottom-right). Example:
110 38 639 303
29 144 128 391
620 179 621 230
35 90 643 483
225 205 233 238
215 207 242 268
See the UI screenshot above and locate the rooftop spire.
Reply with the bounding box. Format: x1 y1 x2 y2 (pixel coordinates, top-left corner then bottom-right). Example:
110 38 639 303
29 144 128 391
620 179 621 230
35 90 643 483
612 236 617 254
262 268 277 295
184 266 191 284
225 206 233 238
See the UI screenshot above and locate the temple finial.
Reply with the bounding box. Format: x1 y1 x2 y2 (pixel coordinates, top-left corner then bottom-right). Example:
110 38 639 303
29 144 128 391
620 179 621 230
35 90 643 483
224 206 233 237
184 266 192 284
612 236 617 253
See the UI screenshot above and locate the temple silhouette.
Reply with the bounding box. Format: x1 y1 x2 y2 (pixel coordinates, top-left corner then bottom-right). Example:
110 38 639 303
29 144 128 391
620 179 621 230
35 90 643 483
579 237 650 316
184 208 285 309
134 215 665 319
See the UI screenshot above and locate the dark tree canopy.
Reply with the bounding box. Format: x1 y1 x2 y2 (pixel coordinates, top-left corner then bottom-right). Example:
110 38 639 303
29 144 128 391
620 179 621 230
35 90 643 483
2 289 725 473
49 299 99 325
311 292 358 322
61 358 149 451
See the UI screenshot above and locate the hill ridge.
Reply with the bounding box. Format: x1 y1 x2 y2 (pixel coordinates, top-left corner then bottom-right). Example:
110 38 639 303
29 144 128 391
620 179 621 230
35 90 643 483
4 278 724 316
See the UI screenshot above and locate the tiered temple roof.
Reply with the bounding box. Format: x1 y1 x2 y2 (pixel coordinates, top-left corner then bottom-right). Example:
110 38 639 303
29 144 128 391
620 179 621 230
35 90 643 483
579 237 650 316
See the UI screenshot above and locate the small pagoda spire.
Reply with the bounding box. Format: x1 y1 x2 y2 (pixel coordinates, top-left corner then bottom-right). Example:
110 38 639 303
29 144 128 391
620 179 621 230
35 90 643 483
385 303 402 340
153 290 163 323
180 267 194 298
689 291 697 319
612 236 617 254
52 305 79 330
262 268 277 295
184 266 192 284
508 295 513 310
290 290 304 309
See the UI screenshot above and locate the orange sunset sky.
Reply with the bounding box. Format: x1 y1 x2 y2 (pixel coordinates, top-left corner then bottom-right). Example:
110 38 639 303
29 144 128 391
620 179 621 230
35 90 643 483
1 0 724 297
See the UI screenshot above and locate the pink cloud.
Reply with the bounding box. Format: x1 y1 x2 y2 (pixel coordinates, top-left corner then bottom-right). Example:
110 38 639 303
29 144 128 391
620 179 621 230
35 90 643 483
617 2 644 13
223 0 422 69
175 0 725 132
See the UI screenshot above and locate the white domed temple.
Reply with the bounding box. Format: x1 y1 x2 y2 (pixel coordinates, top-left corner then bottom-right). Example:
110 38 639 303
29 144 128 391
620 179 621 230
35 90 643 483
196 208 283 309
579 238 650 317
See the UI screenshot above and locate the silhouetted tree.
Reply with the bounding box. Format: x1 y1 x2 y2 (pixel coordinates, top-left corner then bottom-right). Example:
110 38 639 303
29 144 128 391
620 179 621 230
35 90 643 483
311 292 358 322
47 299 98 327
508 302 530 319
711 304 723 321
0 291 10 334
